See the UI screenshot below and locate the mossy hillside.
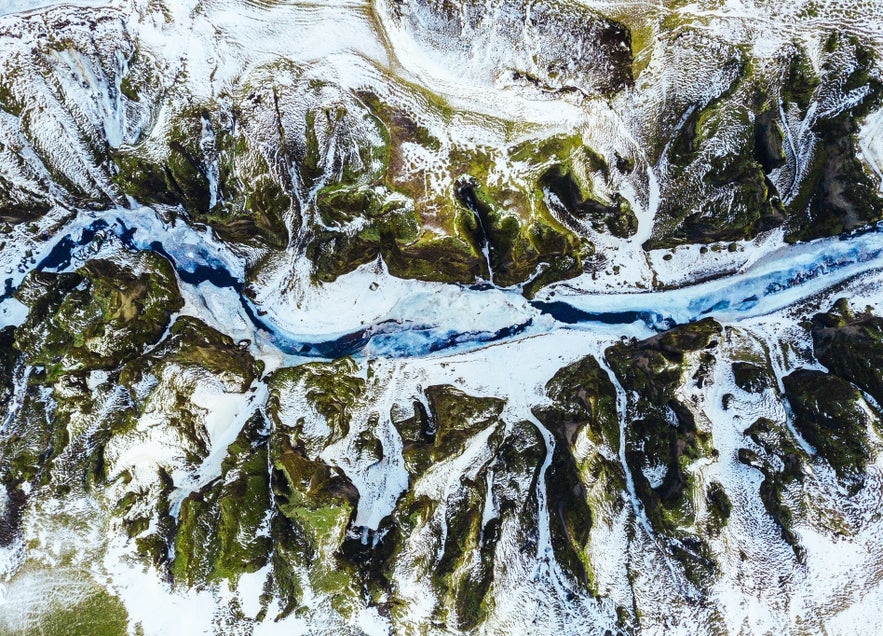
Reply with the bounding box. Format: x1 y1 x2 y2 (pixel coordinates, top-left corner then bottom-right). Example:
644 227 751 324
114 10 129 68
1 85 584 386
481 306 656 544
811 300 883 407
782 369 872 480
397 385 505 476
533 355 626 590
0 19 157 216
0 575 129 636
429 474 498 630
112 105 291 249
353 91 596 288
379 386 532 629
605 319 721 578
1 252 182 497
0 381 58 519
13 251 182 379
171 415 272 587
731 360 771 393
0 325 17 408
130 467 177 569
537 354 621 452
454 177 587 290
100 317 261 576
704 481 731 536
738 417 804 556
539 164 638 239
269 430 360 615
112 316 259 475
120 315 258 393
267 358 364 451
0 173 53 224
383 413 541 632
784 36 883 241
645 64 786 249
307 185 420 282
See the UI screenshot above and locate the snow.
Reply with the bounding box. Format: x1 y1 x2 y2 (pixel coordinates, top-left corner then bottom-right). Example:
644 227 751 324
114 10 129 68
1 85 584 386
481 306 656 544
4 0 883 633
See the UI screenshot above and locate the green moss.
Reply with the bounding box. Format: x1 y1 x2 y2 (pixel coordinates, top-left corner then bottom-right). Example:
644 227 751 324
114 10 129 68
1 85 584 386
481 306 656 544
267 358 363 444
112 106 292 249
540 165 637 239
811 301 883 408
171 415 272 587
14 252 182 378
644 58 793 249
453 176 586 290
397 384 505 477
353 92 592 291
784 37 883 241
605 320 720 574
0 82 22 116
268 431 359 612
537 355 620 452
783 369 871 478
307 185 420 282
8 583 130 636
382 233 485 284
534 356 624 592
121 315 257 392
705 482 731 535
732 361 771 393
737 420 804 557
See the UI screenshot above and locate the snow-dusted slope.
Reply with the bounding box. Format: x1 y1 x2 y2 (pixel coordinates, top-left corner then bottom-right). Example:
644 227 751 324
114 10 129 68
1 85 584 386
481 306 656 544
2 1 883 635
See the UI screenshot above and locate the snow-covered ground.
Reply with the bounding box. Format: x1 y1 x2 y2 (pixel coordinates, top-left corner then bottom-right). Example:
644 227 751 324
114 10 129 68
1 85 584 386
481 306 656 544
3 0 883 634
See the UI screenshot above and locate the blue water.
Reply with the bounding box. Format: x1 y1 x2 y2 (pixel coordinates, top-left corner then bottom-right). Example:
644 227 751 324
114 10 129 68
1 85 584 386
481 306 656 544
9 212 883 358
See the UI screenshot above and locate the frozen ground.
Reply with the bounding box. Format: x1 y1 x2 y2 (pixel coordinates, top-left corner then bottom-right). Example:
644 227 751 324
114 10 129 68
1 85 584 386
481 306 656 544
2 0 883 635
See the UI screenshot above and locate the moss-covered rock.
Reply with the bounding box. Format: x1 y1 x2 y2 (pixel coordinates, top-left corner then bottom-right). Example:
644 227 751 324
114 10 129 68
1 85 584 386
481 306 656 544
353 91 593 291
782 368 872 479
454 176 587 290
2 579 130 636
811 300 883 407
646 70 786 249
533 355 627 590
540 165 638 239
0 325 17 410
171 415 272 587
704 482 731 536
537 355 620 451
112 106 291 249
383 408 538 631
784 36 883 241
401 385 505 475
269 430 359 615
14 251 182 379
605 320 720 581
267 358 364 450
738 417 804 556
307 185 420 282
732 361 771 393
120 315 258 392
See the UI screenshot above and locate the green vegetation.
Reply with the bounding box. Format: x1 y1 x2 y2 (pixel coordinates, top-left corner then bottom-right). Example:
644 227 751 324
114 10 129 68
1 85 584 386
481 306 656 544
646 68 786 249
811 299 883 406
738 417 805 557
783 369 872 479
14 252 182 380
267 358 364 446
784 36 883 241
3 581 130 636
112 106 291 249
606 319 722 583
171 415 272 587
533 356 623 589
732 361 771 393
